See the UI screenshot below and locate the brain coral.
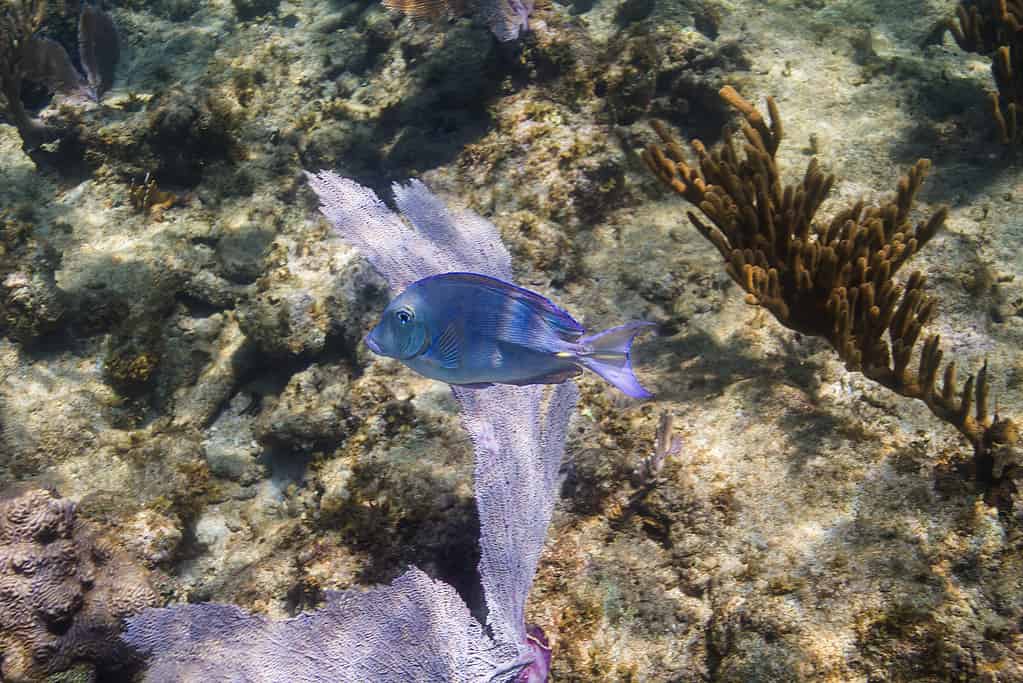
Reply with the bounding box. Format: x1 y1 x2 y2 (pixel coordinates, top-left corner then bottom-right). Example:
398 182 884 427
0 487 158 682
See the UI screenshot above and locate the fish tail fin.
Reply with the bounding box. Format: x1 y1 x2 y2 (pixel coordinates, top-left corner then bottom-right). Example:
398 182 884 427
575 322 655 399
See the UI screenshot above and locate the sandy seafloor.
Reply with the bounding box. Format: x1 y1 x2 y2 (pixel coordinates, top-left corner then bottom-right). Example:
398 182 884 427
2 0 1023 680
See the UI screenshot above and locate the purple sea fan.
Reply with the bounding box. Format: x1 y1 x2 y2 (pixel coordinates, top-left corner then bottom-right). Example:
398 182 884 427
125 568 519 682
123 176 577 681
454 381 576 682
304 172 512 292
79 3 120 101
124 379 573 681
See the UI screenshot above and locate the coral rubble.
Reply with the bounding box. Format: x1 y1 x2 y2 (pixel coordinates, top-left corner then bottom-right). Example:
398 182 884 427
0 486 158 682
643 86 1020 506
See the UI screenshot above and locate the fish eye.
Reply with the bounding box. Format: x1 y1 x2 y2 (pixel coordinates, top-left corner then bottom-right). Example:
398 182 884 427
396 309 413 325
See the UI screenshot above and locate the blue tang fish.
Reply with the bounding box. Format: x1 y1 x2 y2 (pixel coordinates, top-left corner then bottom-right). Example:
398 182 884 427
364 272 653 398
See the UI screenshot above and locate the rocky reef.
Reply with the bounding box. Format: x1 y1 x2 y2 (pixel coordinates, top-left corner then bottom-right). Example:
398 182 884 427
1 0 1022 680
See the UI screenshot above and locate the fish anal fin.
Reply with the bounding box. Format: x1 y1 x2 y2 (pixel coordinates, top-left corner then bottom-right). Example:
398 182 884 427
504 367 581 386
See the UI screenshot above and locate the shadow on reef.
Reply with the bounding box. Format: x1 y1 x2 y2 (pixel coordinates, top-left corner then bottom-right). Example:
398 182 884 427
315 434 485 609
886 60 1020 197
804 485 1022 681
865 6 1023 202
595 26 746 139
946 0 1023 146
298 18 505 196
298 0 748 197
645 324 827 405
653 323 879 477
698 498 1009 681
0 214 74 350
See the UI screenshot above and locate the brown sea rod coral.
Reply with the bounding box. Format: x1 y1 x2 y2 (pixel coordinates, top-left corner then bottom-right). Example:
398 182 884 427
948 0 1023 143
643 86 1020 507
0 486 158 682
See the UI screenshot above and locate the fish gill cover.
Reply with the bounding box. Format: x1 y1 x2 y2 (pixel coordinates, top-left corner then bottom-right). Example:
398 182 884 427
123 174 576 682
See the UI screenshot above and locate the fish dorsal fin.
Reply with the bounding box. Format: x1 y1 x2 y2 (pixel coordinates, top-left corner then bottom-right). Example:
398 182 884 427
434 321 462 369
432 272 584 342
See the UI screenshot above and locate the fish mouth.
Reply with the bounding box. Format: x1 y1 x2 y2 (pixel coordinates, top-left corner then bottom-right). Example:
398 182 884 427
364 333 383 355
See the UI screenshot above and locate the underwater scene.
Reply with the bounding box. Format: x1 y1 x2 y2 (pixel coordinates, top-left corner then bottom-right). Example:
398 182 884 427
1 0 1023 680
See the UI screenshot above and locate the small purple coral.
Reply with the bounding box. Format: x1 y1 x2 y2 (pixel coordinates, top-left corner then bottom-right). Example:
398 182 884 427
517 625 552 682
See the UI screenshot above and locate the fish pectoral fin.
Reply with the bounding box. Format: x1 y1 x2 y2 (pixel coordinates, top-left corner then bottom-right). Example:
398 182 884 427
435 321 462 369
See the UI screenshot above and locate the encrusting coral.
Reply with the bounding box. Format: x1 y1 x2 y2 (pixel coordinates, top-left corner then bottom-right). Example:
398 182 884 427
947 0 1023 143
643 86 1020 508
0 486 159 682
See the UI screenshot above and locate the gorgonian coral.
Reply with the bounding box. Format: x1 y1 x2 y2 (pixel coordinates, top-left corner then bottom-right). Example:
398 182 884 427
125 175 576 681
643 87 1020 508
